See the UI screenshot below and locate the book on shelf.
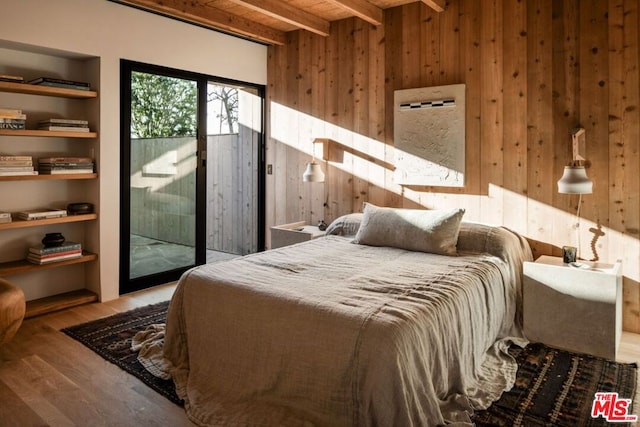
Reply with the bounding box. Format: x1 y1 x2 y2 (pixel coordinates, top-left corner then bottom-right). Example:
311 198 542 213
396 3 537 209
27 77 91 91
39 169 94 175
0 158 33 172
39 157 94 173
39 161 92 167
0 170 37 176
0 212 11 224
27 251 83 265
0 74 24 83
37 125 90 132
0 166 34 172
0 160 33 167
38 119 90 132
34 82 91 91
39 118 89 126
0 155 31 161
0 121 26 130
38 156 93 164
29 241 82 255
30 248 82 259
0 107 22 116
40 164 93 169
0 109 26 120
16 208 67 221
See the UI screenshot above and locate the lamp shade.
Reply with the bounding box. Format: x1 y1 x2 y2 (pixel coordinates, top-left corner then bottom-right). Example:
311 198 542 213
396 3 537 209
557 165 593 194
302 162 325 183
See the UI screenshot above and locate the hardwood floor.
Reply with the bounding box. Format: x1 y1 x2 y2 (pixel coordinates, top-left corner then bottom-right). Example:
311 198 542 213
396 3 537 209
0 283 195 427
1 282 639 426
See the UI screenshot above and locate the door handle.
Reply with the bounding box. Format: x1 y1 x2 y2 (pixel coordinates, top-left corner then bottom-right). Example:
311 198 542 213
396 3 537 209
199 150 207 168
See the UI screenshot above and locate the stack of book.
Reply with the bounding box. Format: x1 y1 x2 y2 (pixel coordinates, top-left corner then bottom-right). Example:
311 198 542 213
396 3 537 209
16 208 67 221
28 77 90 91
0 74 24 83
27 241 82 265
38 157 94 175
0 155 37 176
0 212 11 224
38 118 90 132
0 108 26 130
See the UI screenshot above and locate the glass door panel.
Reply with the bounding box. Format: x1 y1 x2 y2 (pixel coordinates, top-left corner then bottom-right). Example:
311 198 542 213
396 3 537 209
127 69 198 282
205 83 262 260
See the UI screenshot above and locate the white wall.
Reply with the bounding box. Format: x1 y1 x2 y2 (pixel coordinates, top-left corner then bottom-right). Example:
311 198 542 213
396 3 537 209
0 0 267 301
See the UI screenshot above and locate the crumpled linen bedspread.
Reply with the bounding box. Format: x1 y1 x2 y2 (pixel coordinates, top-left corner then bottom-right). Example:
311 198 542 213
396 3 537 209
163 224 532 426
131 323 171 380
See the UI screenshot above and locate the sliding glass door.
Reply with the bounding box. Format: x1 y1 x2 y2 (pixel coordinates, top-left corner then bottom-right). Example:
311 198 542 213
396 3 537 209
120 61 265 294
205 83 263 259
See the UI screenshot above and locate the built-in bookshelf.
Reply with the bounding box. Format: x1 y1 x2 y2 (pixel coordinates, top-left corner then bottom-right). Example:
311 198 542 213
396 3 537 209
0 251 97 277
0 55 100 317
0 129 97 138
0 80 97 99
0 173 97 182
0 213 97 231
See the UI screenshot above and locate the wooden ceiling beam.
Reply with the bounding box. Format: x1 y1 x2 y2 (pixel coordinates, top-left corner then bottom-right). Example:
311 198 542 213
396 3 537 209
228 0 330 37
111 0 286 45
325 0 383 26
420 0 446 12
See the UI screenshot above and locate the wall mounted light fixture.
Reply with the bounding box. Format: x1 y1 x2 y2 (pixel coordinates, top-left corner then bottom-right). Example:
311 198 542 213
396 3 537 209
557 128 593 195
557 128 593 266
302 161 325 182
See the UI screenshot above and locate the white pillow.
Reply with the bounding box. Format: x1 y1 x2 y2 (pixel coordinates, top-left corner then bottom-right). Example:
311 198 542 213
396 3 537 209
353 203 465 256
325 213 363 237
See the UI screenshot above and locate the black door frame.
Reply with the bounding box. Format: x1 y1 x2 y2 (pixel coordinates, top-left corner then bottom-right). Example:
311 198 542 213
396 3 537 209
119 59 266 294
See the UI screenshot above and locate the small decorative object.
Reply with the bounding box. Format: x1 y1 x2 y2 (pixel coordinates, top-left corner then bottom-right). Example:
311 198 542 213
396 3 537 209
42 232 65 247
318 220 327 231
562 246 577 264
67 202 94 215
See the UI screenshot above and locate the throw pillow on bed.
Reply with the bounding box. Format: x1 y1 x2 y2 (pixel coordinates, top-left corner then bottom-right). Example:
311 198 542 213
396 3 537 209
325 213 364 237
353 203 465 256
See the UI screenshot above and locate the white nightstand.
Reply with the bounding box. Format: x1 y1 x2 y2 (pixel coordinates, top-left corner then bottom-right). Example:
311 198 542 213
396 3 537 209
523 255 622 360
270 221 326 249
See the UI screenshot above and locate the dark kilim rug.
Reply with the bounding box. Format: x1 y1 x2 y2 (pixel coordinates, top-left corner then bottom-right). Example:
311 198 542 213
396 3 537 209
473 343 637 427
61 300 181 406
62 301 637 425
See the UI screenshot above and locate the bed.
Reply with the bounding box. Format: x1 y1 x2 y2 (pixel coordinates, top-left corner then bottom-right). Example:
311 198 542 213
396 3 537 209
163 204 533 426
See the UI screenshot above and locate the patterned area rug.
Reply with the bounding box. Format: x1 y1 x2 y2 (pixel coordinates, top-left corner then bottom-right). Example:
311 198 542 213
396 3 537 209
61 300 181 406
473 343 637 426
62 301 637 425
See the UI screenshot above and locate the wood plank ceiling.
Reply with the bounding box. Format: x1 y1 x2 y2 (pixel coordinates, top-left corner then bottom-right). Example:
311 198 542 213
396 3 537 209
111 0 446 45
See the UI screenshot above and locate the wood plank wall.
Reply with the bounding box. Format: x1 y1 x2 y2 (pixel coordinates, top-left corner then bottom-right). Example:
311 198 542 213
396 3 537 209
266 0 640 332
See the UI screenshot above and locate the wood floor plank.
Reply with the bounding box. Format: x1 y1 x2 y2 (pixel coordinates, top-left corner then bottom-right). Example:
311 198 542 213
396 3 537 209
0 283 194 426
39 333 191 426
0 357 76 427
0 379 45 426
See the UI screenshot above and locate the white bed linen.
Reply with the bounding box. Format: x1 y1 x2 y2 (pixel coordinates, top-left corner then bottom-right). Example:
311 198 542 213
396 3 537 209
164 225 532 426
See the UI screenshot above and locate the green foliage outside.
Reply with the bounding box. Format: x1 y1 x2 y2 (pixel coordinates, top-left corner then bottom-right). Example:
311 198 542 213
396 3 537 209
130 72 240 138
131 72 197 138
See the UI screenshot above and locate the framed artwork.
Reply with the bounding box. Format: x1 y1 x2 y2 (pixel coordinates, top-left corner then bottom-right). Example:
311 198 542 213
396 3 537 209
393 84 465 187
